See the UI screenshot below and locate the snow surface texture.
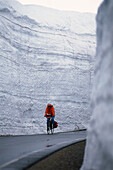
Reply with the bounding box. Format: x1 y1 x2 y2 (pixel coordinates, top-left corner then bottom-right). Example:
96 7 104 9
0 0 96 135
81 0 113 170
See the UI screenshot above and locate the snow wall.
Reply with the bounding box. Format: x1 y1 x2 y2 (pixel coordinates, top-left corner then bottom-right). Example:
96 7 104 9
0 0 96 135
81 0 113 169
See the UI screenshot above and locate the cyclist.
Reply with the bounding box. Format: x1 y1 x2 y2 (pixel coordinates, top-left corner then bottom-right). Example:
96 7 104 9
44 104 55 133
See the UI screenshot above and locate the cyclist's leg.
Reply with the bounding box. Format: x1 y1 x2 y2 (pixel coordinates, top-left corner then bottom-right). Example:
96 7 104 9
51 116 55 125
47 118 50 132
51 116 55 130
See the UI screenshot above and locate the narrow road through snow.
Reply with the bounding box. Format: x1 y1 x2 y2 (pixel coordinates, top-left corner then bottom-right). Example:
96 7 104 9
0 130 86 169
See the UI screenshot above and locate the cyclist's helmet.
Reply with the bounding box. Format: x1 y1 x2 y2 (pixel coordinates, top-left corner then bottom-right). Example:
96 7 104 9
47 103 53 108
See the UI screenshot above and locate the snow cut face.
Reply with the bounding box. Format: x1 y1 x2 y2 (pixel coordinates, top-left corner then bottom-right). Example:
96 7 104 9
81 0 113 170
0 0 96 135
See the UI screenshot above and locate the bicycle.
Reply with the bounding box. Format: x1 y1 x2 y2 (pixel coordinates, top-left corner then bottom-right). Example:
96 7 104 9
47 117 54 135
45 113 58 134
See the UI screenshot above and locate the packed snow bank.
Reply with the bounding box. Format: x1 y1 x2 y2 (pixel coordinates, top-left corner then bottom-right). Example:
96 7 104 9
0 0 96 135
81 0 113 169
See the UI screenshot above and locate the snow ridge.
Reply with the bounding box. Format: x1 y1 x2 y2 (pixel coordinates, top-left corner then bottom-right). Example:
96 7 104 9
0 0 96 135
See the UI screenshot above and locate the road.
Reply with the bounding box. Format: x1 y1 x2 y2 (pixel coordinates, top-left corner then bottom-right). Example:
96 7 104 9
0 130 87 169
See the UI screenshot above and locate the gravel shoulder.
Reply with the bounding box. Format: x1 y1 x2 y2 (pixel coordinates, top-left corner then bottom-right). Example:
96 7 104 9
27 140 86 170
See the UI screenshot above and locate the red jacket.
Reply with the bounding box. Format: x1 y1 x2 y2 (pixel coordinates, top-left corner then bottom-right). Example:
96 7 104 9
44 104 55 117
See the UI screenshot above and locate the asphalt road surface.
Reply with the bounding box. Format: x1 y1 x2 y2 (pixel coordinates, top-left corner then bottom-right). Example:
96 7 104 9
0 130 87 169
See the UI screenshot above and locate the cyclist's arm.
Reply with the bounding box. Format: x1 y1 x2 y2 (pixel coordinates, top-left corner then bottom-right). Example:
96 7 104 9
44 108 48 117
52 107 55 117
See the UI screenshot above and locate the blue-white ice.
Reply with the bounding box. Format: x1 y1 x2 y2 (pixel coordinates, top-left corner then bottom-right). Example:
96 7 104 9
0 0 96 135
